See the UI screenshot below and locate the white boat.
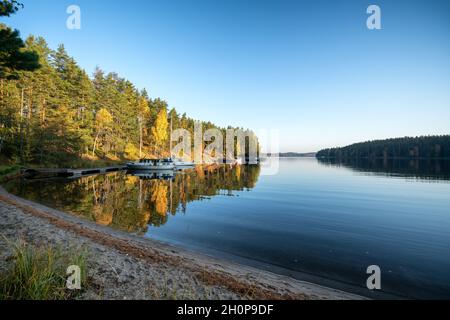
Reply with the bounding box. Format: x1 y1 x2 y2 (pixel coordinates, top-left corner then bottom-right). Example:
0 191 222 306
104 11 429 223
126 158 175 170
171 158 194 167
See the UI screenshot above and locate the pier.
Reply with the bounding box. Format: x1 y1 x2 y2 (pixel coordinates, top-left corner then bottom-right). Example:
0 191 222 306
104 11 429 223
22 166 127 179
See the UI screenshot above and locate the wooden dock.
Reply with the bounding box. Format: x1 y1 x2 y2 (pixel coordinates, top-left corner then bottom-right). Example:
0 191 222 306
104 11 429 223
22 166 127 179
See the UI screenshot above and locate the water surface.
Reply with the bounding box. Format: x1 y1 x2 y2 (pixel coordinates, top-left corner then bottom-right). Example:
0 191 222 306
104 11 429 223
5 158 450 299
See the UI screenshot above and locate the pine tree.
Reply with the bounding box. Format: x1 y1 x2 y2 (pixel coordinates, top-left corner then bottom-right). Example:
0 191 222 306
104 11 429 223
0 1 40 79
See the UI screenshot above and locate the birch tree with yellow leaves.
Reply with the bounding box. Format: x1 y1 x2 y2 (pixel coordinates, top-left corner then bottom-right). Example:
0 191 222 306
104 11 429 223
151 107 168 156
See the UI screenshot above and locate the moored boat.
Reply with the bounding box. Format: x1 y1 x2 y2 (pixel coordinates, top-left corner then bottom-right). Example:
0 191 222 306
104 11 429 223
126 158 175 170
171 158 195 168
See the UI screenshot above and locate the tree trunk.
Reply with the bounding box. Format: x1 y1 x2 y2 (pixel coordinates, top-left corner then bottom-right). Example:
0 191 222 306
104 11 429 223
139 117 143 158
92 131 100 157
19 88 24 163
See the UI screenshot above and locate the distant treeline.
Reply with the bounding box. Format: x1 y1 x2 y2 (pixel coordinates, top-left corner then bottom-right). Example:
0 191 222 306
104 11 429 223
316 136 450 159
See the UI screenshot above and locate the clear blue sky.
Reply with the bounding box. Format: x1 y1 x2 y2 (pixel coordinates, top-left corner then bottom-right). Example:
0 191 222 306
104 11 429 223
4 0 450 152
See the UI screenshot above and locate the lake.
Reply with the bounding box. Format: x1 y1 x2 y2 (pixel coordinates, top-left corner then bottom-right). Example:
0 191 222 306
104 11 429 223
5 158 450 299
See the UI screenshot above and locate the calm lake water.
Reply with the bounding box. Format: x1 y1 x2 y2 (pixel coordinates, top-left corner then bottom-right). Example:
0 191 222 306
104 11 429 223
5 158 450 299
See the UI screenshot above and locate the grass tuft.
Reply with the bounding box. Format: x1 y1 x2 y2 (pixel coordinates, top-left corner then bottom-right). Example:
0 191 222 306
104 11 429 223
0 238 89 300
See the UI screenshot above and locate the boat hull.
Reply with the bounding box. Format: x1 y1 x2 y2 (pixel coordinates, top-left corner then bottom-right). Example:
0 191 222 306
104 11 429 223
174 163 194 168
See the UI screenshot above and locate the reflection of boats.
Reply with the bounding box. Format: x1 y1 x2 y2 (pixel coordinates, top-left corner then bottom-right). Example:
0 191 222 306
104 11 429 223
126 158 175 170
127 169 175 180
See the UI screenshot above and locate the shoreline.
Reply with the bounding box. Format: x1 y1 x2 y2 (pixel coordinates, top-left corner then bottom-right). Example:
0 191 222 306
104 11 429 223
0 186 364 300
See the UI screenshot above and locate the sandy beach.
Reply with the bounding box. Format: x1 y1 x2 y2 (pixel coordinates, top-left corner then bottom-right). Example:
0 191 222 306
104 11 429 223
0 186 363 300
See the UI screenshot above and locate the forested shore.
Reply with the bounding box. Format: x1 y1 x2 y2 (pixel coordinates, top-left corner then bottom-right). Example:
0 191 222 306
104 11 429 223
0 35 250 166
0 2 253 168
316 136 450 160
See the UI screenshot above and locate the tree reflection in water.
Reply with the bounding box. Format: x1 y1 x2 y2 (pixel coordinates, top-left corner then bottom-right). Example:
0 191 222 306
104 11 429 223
317 157 450 181
6 164 261 234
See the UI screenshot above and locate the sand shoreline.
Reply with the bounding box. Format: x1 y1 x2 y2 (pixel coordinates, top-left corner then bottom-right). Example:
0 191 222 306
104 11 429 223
0 186 364 300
